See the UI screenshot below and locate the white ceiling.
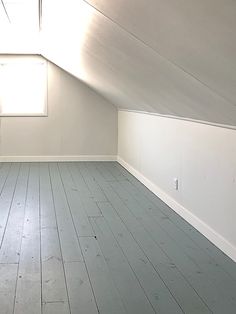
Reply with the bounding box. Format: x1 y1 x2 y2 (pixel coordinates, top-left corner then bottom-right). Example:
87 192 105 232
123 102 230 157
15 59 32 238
0 0 39 30
41 0 236 127
86 0 236 106
0 0 40 53
1 0 236 127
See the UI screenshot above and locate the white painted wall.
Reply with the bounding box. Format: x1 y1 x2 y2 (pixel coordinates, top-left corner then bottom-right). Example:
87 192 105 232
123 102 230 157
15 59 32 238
0 56 117 159
118 110 236 261
0 32 40 54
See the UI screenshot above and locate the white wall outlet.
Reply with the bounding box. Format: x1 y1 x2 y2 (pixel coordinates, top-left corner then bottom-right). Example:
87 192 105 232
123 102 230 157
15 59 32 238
174 178 179 190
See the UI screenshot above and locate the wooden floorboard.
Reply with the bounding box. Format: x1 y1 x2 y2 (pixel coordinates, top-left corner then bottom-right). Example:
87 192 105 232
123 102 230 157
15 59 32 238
116 169 236 281
90 165 210 313
90 216 156 314
0 162 235 314
0 163 29 264
108 179 236 310
14 163 41 314
0 263 18 314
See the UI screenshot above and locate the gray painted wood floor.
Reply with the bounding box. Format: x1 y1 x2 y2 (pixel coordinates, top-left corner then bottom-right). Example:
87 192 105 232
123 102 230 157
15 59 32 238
0 162 236 314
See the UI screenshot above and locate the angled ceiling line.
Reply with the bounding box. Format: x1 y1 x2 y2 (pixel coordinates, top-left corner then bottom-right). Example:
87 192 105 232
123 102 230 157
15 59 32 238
81 0 236 108
1 0 11 23
119 109 236 131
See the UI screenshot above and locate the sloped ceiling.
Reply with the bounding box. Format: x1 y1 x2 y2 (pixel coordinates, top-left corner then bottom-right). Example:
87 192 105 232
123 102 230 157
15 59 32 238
41 0 236 127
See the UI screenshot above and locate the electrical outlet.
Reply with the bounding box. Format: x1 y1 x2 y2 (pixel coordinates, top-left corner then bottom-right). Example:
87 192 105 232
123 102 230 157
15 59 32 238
174 178 179 190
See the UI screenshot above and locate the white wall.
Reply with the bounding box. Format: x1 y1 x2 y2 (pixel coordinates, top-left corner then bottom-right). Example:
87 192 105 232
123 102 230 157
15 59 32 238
0 56 117 159
0 32 40 54
118 110 236 261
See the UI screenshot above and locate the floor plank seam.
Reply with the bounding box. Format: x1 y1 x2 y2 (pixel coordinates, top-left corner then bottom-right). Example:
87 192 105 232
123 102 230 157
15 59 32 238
0 163 12 198
12 163 30 314
108 180 213 313
0 164 21 251
57 163 100 314
85 163 161 314
49 163 73 314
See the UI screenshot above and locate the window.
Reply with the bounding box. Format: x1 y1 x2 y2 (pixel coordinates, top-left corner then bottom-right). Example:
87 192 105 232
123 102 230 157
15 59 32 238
0 59 47 116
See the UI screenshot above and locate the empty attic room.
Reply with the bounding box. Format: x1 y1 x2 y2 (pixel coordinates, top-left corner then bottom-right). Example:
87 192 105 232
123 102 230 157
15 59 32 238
1 1 236 314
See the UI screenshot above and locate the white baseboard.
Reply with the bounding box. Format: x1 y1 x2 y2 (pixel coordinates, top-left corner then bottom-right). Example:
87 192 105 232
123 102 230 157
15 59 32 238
0 155 117 162
117 156 236 263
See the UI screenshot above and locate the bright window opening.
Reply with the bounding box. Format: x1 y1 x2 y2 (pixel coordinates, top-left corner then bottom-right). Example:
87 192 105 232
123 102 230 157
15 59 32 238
0 60 47 116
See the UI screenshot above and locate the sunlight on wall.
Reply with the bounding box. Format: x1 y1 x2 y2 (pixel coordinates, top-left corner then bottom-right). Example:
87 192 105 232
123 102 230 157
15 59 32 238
42 0 94 81
0 30 40 54
0 58 47 116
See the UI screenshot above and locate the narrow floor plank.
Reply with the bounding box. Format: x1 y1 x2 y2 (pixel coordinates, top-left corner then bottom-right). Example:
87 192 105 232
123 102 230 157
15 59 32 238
0 163 20 245
90 216 156 314
58 163 95 237
0 163 29 263
14 163 41 314
80 236 127 314
49 163 83 263
40 163 70 308
94 162 117 182
76 163 107 202
67 163 92 197
42 302 70 314
41 227 68 304
69 163 102 217
40 163 57 230
0 163 12 196
0 264 18 314
103 162 127 181
64 261 98 314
